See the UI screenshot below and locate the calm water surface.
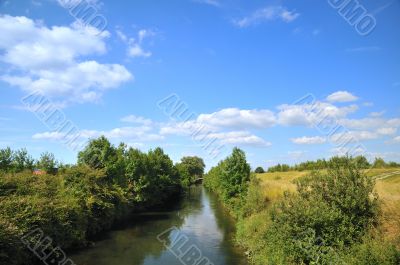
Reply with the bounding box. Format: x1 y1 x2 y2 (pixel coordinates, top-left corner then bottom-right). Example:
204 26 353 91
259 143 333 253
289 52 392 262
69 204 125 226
70 186 248 265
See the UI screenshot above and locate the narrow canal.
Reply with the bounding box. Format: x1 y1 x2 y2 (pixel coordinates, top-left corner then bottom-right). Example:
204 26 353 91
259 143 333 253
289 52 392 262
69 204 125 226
70 186 248 265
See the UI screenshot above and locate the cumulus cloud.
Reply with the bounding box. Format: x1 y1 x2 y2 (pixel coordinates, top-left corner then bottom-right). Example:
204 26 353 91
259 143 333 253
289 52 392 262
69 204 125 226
197 108 276 129
277 102 358 126
326 91 358 103
291 136 326 145
339 117 400 130
377 127 397 136
0 15 132 103
33 126 164 143
203 131 272 147
330 130 379 143
233 6 300 28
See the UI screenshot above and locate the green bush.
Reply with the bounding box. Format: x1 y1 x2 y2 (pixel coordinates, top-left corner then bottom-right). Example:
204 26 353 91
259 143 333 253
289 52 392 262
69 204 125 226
343 236 400 265
260 157 381 264
204 148 251 216
0 137 186 265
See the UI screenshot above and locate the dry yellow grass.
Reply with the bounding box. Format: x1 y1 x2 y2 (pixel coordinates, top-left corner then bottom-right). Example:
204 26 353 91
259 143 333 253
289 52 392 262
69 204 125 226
375 173 400 247
257 171 308 201
257 168 400 247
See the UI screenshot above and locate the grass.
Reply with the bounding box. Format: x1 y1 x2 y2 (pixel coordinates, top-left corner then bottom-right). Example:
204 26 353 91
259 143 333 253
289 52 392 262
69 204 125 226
256 168 400 248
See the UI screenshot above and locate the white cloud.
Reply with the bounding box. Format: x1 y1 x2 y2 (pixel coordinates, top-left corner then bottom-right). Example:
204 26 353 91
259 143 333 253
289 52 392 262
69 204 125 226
233 6 300 28
32 131 66 141
326 91 358 103
330 130 379 143
192 0 220 7
339 117 400 130
197 108 276 129
160 120 215 136
33 126 164 143
0 15 132 103
377 127 397 136
117 28 154 58
128 44 152 58
291 136 326 145
369 111 385 117
121 115 153 125
204 131 272 147
390 136 400 144
278 102 358 126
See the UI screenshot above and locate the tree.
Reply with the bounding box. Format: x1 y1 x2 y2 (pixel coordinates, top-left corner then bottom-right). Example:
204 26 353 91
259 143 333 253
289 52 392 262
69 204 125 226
37 152 57 174
176 156 205 187
254 167 265 174
78 136 125 183
220 148 251 201
13 149 34 172
0 148 13 172
144 147 180 205
353 155 370 169
373 157 386 168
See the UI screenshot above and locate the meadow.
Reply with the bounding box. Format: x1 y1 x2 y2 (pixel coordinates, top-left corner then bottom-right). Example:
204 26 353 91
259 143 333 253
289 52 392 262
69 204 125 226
205 152 400 265
257 168 400 248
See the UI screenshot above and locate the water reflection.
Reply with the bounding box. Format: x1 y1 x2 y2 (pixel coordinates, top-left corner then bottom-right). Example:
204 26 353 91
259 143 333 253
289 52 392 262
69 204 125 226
70 186 248 265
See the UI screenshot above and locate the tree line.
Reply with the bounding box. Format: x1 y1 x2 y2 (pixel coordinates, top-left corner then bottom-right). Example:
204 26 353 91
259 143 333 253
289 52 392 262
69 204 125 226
0 136 205 265
265 156 400 173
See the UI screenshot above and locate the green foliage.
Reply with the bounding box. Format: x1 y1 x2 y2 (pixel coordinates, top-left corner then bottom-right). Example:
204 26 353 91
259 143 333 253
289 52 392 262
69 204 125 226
343 236 400 265
176 156 205 187
37 152 57 174
254 167 265 174
373 157 386 168
13 149 34 173
204 148 250 215
209 152 400 265
268 163 291 172
267 155 400 173
0 147 13 172
0 137 186 265
258 157 381 264
78 136 125 184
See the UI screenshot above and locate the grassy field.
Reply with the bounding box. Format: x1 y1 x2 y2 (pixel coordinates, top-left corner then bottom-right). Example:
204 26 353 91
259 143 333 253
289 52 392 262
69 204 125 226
256 168 400 248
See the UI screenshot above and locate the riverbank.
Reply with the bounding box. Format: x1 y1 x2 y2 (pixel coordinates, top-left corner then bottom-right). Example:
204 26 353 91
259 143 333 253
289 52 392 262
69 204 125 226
204 151 400 265
0 138 185 265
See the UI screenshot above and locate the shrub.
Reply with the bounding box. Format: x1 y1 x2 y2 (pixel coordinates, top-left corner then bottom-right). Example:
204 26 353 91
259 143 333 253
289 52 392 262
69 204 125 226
254 167 265 174
265 157 380 264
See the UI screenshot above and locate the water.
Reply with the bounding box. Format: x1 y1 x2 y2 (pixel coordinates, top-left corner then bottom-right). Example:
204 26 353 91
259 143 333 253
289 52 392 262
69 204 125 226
70 186 248 265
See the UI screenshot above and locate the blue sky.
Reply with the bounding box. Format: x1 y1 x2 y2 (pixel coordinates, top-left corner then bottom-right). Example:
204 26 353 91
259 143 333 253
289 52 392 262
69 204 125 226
0 0 399 169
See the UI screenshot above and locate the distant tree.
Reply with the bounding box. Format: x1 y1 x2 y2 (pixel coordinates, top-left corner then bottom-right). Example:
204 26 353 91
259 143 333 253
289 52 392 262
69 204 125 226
37 152 57 174
387 161 400 168
373 157 386 168
220 148 251 201
0 147 13 172
353 155 370 169
176 156 205 187
254 167 265 174
13 148 35 172
78 136 125 183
